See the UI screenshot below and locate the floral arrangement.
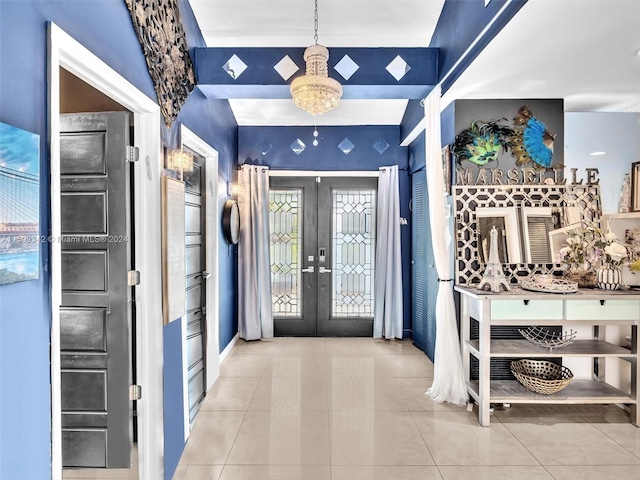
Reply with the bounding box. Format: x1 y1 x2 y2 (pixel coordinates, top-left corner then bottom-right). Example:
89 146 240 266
592 227 628 267
557 224 628 268
557 229 589 267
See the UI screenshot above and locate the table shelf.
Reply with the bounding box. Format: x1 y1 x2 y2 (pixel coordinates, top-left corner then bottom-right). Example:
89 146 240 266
456 285 639 427
466 339 636 359
467 379 634 404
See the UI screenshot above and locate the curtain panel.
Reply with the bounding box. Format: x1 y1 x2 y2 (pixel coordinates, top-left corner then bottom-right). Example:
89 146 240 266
373 165 404 339
424 87 468 405
238 165 273 340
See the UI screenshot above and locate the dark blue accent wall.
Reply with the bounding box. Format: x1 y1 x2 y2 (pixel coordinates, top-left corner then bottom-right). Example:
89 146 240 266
400 0 528 142
0 1 238 479
239 125 412 337
162 319 184 480
435 0 528 93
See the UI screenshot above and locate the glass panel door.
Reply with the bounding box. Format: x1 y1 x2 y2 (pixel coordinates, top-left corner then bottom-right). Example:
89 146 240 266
269 177 317 336
269 176 377 336
317 177 377 336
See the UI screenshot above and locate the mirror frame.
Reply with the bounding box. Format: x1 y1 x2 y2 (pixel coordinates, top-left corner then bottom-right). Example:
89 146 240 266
453 184 602 285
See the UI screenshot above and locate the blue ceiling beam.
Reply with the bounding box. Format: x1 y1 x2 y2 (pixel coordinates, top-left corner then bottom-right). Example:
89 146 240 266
194 47 438 99
400 0 529 144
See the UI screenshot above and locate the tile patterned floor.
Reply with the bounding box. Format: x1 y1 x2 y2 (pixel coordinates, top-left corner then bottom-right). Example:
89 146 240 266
66 337 640 479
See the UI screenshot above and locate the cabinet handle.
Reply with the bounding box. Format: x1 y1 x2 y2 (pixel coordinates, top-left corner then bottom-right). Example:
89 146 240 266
523 300 530 306
600 300 606 306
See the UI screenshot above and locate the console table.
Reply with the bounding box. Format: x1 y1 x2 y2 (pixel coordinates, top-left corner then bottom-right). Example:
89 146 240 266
455 286 639 426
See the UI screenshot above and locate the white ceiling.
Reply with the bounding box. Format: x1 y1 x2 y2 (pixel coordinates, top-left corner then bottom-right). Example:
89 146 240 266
189 0 640 127
442 0 640 114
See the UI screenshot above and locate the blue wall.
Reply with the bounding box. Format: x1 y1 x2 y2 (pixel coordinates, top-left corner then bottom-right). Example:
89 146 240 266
162 319 184 480
0 1 238 479
239 125 412 337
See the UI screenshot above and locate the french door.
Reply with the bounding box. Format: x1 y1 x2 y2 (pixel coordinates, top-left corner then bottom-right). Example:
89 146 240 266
269 176 377 336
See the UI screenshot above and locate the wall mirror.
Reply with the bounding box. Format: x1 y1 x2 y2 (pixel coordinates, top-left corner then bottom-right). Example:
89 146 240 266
454 185 602 285
476 206 582 265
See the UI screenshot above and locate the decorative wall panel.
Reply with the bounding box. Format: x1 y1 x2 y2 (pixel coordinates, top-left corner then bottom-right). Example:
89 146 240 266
454 185 602 285
125 0 195 126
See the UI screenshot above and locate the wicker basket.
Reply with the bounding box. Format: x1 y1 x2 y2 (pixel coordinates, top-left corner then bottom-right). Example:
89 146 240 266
510 359 573 395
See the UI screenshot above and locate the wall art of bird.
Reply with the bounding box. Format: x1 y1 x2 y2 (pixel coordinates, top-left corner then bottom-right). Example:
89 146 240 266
451 119 515 166
511 106 556 168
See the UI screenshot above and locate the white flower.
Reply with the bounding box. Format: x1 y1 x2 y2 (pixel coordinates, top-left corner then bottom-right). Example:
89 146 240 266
605 243 627 262
604 231 618 243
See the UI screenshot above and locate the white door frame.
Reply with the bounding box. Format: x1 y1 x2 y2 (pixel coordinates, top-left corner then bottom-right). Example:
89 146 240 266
48 23 164 479
179 126 220 439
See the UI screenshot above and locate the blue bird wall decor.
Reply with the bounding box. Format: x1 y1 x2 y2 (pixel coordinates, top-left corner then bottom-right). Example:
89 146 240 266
511 106 556 168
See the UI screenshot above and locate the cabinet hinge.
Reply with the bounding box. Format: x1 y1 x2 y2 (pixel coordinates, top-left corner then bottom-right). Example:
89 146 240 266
128 270 140 286
126 146 140 163
129 384 142 400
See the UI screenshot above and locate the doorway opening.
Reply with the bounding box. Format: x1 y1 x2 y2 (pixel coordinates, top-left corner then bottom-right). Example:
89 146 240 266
50 23 164 480
269 175 377 337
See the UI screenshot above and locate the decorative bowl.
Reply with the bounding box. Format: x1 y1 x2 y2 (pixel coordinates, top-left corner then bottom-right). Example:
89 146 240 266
510 359 573 395
535 274 553 285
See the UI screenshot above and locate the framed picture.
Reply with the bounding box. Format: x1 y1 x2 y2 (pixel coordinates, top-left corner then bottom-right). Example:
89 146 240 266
0 122 40 285
632 161 640 211
162 176 186 324
442 145 452 195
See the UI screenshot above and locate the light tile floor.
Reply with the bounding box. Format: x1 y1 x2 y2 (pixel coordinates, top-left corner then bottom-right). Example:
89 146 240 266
174 338 640 479
66 337 640 479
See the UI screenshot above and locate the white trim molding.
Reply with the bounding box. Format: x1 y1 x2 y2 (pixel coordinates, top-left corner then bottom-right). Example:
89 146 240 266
219 333 240 364
267 170 380 178
48 22 163 480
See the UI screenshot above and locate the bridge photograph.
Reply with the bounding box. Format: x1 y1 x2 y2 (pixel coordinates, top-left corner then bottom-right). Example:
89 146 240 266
0 121 40 285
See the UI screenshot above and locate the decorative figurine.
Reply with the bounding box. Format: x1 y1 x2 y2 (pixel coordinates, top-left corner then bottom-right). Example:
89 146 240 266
478 226 511 292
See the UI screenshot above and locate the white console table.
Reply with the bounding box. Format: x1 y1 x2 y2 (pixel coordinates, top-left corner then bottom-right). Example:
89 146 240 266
455 286 639 427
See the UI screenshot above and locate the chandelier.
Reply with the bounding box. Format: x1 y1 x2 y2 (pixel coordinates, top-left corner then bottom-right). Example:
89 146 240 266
290 0 343 115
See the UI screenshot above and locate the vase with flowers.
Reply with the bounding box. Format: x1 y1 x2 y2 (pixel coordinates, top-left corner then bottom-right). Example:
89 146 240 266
557 228 596 288
591 227 628 290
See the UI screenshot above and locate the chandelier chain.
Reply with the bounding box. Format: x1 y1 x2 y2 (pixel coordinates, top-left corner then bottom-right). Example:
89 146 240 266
290 0 342 115
313 0 319 44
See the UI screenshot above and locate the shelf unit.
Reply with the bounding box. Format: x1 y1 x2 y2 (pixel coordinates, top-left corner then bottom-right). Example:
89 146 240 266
455 286 639 426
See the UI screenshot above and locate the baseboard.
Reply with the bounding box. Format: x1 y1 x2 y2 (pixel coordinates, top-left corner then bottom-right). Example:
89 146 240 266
219 333 239 363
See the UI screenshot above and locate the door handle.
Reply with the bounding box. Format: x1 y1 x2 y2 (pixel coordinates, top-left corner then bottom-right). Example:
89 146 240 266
319 266 332 273
301 266 315 273
202 271 212 280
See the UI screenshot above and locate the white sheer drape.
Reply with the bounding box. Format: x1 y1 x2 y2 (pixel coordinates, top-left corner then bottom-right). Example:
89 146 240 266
374 165 404 339
424 87 468 405
238 165 273 340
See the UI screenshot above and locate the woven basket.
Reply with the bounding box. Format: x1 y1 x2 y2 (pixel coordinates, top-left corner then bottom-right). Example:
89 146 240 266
510 359 573 395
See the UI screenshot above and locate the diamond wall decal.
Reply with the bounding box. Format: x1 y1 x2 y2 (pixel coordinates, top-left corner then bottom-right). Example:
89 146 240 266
290 138 306 155
256 138 273 156
373 138 390 155
223 54 248 80
386 55 411 81
274 55 299 81
334 54 360 81
338 138 355 155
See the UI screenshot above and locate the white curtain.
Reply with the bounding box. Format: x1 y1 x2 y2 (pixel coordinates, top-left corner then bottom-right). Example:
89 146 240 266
238 165 273 340
374 165 404 339
424 87 468 405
